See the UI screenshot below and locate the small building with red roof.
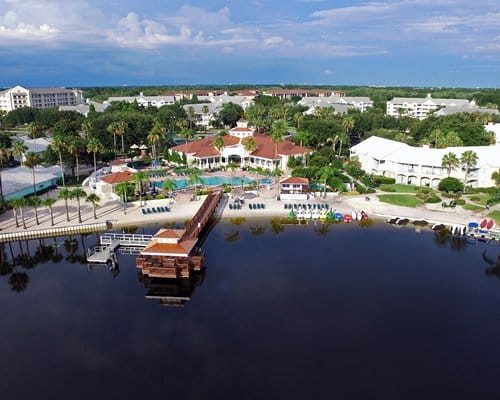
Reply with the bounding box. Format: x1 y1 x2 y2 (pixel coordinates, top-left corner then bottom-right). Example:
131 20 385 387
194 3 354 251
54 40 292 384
168 120 312 172
280 177 310 200
95 171 134 199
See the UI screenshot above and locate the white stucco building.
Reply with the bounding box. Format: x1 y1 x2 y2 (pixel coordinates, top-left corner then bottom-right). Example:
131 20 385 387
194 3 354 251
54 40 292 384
386 94 472 119
350 135 500 188
105 93 177 108
299 96 373 114
0 85 83 112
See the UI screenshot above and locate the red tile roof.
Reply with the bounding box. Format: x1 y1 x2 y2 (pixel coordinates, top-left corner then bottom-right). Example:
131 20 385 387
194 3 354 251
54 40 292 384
281 177 309 185
170 135 240 158
154 229 185 239
100 171 133 184
141 238 197 256
248 134 312 160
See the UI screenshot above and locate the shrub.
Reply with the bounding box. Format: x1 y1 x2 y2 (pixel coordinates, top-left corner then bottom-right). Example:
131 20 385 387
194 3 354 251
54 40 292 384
423 194 441 203
381 186 397 192
345 165 365 179
438 177 464 193
374 176 396 185
360 175 378 188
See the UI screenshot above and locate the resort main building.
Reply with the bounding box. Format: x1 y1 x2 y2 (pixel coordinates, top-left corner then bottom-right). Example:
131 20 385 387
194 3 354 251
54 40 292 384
169 120 312 171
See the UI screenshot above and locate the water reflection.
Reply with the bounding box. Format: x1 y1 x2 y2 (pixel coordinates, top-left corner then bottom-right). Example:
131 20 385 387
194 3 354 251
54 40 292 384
432 231 468 252
139 270 205 307
483 249 500 279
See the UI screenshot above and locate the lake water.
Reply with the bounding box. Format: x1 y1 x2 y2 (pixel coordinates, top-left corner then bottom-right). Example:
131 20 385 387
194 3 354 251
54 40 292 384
1 219 500 400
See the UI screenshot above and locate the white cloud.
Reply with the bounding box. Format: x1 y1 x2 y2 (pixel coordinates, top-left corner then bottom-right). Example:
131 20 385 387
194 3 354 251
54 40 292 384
323 69 334 75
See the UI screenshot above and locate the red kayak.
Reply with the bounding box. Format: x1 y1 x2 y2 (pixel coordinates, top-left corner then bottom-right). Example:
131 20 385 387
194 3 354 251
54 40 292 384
480 219 488 228
487 219 494 230
361 211 369 220
344 215 353 223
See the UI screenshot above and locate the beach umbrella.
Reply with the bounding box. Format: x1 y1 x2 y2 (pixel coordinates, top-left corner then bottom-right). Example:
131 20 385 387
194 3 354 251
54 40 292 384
130 144 139 149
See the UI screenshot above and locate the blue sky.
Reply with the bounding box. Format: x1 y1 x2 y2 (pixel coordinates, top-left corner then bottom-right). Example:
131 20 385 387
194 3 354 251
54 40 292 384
0 0 498 87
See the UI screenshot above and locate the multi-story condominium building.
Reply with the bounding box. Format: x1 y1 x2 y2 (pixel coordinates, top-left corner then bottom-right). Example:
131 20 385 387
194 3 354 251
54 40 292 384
386 94 471 119
105 93 177 108
262 88 345 100
350 135 500 188
298 95 373 114
0 85 83 112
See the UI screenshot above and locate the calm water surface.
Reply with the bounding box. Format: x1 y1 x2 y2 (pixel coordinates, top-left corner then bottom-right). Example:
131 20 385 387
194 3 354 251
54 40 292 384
1 220 500 400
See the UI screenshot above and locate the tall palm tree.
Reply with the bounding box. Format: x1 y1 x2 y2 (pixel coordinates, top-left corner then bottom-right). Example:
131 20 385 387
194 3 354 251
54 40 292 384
27 122 43 139
441 152 460 177
243 137 257 167
115 181 133 214
133 171 148 206
11 140 27 164
87 137 103 173
67 137 84 183
8 198 22 228
16 197 27 229
491 169 500 187
27 196 42 225
116 121 128 154
270 120 287 162
107 121 120 154
326 134 339 152
188 171 203 200
342 115 355 138
85 193 101 220
58 187 72 222
71 188 86 223
294 130 310 148
42 198 56 226
23 151 40 195
460 150 479 187
318 166 333 198
51 135 66 186
293 112 303 130
337 132 349 158
179 127 193 154
148 121 166 160
213 135 225 152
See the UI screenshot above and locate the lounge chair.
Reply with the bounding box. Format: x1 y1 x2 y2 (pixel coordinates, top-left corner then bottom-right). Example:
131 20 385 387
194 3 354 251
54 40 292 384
261 203 266 209
141 209 147 215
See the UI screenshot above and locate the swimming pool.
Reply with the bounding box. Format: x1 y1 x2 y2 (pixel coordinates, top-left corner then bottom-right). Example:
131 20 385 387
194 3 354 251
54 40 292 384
154 176 273 190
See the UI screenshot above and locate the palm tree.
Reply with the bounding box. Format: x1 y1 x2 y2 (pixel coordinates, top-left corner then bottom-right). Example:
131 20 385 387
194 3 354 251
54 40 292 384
81 120 92 139
430 129 443 148
491 169 500 187
51 135 66 186
85 193 100 220
213 136 225 152
58 187 72 222
8 198 22 228
187 106 196 129
293 112 303 130
67 137 84 183
27 122 43 139
337 132 349 158
133 171 148 206
115 181 133 214
11 140 27 164
71 188 86 223
116 121 128 154
243 137 257 167
188 171 203 200
270 120 287 163
161 179 177 203
27 196 42 225
87 137 103 173
15 197 27 229
107 122 120 154
179 127 193 154
148 121 166 160
318 166 333 198
342 115 355 138
294 131 311 148
326 134 339 152
460 150 479 187
42 198 56 226
441 152 460 177
23 151 40 195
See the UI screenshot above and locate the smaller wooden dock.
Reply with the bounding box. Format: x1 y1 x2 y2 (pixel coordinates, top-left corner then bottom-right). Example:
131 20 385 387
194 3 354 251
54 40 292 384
86 233 153 263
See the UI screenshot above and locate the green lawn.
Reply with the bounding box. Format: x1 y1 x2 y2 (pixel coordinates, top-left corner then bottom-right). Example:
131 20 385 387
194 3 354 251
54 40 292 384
487 210 500 224
377 194 423 207
462 204 484 212
379 184 421 193
465 194 491 205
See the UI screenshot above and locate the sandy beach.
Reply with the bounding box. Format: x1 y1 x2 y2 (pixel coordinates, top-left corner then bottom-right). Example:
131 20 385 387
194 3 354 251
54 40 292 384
0 186 494 234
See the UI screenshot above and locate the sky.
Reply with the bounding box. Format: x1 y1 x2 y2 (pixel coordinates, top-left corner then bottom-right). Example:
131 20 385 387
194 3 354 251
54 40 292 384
0 0 499 88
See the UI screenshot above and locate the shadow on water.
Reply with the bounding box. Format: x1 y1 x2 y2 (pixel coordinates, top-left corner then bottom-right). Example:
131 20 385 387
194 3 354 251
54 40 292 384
483 249 500 279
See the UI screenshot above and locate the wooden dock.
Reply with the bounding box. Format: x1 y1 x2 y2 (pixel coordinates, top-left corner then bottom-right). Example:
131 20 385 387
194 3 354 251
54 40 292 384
136 190 223 279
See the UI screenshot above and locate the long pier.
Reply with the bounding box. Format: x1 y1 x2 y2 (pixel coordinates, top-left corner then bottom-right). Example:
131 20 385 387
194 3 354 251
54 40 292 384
136 190 224 279
0 221 111 243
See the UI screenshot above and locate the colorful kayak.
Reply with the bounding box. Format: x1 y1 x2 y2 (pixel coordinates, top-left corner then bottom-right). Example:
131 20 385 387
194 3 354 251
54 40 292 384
480 219 488 228
344 215 353 223
487 219 494 229
361 211 368 220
